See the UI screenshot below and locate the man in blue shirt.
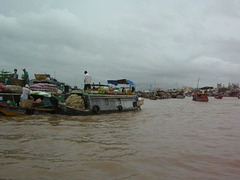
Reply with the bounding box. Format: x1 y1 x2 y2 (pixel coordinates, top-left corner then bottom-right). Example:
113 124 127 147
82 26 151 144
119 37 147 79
22 68 29 85
11 69 18 79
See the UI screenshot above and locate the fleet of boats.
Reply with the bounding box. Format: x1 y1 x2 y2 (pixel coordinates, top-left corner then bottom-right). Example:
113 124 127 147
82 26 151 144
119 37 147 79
0 76 144 116
2 74 240 116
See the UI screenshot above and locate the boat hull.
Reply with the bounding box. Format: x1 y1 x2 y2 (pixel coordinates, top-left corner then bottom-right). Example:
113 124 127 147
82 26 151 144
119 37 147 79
214 95 223 99
192 94 208 102
53 93 144 115
0 103 55 116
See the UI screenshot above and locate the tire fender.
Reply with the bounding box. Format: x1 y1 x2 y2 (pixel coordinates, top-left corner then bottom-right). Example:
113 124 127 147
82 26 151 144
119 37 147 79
92 105 100 114
117 105 123 111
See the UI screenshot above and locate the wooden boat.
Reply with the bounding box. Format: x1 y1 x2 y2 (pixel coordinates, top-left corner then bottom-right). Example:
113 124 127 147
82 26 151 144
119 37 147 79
0 103 28 116
192 79 210 102
214 95 223 99
0 102 55 116
192 92 208 102
0 92 55 116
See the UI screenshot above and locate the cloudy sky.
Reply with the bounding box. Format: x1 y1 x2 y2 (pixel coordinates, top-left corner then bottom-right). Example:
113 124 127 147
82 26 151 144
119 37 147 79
1 0 240 90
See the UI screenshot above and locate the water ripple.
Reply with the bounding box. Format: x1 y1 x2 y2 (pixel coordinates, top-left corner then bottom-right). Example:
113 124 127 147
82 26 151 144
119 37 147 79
1 97 240 179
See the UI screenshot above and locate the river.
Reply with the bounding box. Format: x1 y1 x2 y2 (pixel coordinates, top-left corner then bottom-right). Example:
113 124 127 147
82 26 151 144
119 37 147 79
0 97 240 179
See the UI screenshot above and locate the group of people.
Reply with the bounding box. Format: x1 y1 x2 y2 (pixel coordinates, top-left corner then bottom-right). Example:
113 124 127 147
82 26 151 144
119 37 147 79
10 68 30 100
12 68 91 89
12 69 91 100
20 70 92 100
11 68 29 85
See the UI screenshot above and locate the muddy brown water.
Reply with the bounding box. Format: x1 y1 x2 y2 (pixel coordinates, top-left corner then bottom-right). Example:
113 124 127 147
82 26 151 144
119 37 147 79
0 97 240 179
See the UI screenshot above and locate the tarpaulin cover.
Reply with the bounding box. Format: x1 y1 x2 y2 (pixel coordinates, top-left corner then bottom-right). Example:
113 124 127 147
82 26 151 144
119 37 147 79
107 79 135 86
126 80 135 86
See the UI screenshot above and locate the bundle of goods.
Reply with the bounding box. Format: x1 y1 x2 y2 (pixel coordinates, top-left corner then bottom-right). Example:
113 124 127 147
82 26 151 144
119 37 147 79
5 85 22 93
97 87 109 94
0 83 8 92
65 94 85 110
30 83 58 93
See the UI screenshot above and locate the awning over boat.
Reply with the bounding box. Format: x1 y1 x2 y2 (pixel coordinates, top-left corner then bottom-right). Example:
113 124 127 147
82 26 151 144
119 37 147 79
107 79 135 86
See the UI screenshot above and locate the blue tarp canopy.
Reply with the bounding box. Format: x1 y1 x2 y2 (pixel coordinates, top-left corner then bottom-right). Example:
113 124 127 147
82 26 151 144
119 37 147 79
107 79 135 86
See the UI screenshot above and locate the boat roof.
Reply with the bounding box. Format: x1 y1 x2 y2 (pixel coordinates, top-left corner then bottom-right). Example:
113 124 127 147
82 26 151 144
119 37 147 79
107 79 135 86
200 86 213 90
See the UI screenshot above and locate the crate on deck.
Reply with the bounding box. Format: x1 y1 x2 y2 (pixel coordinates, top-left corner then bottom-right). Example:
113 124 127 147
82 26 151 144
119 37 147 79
9 79 25 87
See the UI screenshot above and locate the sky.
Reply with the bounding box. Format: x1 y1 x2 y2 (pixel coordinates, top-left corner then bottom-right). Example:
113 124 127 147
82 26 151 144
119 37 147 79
1 0 240 90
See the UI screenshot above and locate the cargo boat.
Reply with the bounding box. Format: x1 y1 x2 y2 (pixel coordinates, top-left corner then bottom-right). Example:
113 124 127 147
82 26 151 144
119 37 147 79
52 93 143 115
51 79 144 115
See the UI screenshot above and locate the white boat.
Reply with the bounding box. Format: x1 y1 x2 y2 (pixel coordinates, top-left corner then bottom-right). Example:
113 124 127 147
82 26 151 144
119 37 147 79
52 79 144 115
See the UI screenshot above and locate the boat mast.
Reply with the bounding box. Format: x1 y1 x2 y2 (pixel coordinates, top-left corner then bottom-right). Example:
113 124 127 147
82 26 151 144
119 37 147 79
75 75 76 86
197 77 199 89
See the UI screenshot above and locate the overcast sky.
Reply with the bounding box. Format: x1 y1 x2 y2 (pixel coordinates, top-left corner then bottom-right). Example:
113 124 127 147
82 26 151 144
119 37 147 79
1 0 240 90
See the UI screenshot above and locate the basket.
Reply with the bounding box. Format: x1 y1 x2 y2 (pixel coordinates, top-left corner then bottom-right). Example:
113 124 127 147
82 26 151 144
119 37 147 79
10 79 24 86
35 74 47 80
21 99 34 108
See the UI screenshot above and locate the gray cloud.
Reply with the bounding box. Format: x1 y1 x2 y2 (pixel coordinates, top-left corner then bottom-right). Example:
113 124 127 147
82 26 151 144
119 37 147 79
1 0 240 90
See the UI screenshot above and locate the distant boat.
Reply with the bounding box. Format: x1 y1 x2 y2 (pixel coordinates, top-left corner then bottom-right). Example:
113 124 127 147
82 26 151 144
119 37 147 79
192 78 210 102
214 93 223 99
149 96 157 100
177 95 185 99
192 92 208 102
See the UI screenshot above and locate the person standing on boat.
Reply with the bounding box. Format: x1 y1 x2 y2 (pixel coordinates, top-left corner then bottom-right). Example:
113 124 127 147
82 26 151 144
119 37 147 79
21 84 30 100
22 68 29 85
84 71 92 91
11 69 18 79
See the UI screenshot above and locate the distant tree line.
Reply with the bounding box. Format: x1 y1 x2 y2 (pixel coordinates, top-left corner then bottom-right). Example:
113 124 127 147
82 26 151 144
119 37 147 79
217 83 239 92
0 69 11 83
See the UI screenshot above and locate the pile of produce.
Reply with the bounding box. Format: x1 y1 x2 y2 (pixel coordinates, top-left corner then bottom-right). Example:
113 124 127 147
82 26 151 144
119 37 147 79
98 88 104 94
0 83 8 92
65 94 85 110
5 85 22 93
30 83 58 93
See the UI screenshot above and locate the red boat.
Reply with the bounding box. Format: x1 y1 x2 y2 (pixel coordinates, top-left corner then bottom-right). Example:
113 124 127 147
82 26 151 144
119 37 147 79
214 93 223 99
214 95 223 99
192 92 208 102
